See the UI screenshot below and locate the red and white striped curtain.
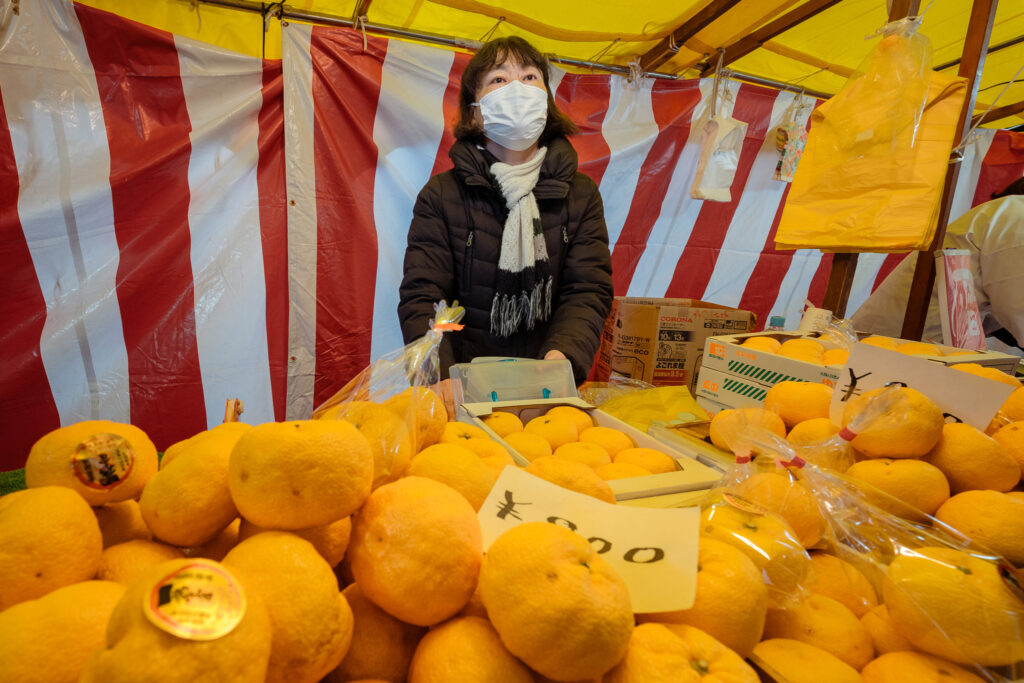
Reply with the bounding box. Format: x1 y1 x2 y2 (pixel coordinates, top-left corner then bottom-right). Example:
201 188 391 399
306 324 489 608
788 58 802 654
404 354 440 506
2 1 1023 468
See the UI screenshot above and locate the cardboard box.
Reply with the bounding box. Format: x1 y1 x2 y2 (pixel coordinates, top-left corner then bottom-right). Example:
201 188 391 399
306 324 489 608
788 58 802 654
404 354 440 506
449 359 723 501
855 334 1020 374
701 332 843 389
594 298 756 391
694 366 772 408
460 398 723 501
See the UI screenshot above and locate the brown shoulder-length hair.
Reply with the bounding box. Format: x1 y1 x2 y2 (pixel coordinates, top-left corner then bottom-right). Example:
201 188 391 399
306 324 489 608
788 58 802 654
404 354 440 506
453 36 578 145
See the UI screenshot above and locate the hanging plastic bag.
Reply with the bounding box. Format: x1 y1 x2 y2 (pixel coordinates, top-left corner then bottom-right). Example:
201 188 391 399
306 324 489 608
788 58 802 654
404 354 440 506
775 17 968 252
312 300 464 486
690 51 748 202
773 95 812 183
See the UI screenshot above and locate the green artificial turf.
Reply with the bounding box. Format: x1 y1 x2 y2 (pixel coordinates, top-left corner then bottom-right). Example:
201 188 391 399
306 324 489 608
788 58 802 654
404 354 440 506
0 468 26 496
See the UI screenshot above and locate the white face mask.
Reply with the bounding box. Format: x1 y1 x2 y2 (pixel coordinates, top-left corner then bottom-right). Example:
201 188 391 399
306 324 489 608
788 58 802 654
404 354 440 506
474 80 549 151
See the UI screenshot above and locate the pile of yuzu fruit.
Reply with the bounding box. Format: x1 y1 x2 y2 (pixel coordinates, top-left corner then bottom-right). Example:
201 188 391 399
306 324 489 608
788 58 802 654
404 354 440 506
3 364 1023 682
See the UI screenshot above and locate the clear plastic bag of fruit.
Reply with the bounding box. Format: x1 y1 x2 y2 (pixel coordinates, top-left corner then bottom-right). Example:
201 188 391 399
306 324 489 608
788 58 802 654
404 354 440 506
311 300 464 487
696 410 819 609
796 383 905 471
742 421 1024 681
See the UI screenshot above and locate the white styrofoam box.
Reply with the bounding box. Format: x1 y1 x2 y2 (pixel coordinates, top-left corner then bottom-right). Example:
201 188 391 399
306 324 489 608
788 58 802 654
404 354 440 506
702 332 842 389
695 365 772 408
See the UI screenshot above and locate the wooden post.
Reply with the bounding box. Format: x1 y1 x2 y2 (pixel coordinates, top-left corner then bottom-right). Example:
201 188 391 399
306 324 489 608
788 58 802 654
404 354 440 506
821 0 922 317
900 0 998 339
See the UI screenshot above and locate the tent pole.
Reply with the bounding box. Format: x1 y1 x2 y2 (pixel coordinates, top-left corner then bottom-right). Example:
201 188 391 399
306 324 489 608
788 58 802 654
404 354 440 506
900 0 999 340
821 0 921 319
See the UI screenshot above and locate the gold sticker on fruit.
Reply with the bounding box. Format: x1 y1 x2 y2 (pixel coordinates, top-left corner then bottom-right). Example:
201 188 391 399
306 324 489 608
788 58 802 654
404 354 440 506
143 561 246 641
72 433 135 490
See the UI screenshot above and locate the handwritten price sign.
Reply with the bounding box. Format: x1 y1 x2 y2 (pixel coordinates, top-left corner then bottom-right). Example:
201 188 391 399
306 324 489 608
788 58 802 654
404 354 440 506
478 467 700 613
828 342 1015 429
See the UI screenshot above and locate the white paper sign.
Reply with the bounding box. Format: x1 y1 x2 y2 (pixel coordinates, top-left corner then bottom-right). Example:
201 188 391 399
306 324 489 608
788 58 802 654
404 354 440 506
828 342 1015 428
478 467 700 613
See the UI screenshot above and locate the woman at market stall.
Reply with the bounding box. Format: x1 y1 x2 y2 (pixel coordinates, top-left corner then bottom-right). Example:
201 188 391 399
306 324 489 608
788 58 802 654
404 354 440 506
398 36 614 391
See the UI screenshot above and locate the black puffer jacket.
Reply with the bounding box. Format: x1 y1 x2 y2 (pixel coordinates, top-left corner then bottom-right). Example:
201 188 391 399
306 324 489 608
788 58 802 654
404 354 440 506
398 136 613 385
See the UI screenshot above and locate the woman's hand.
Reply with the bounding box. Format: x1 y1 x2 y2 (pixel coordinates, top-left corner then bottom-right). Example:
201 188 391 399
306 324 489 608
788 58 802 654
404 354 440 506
431 378 456 421
543 349 567 361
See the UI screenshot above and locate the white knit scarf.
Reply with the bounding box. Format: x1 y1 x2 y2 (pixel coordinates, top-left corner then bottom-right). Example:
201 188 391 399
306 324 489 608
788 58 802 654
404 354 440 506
489 147 552 337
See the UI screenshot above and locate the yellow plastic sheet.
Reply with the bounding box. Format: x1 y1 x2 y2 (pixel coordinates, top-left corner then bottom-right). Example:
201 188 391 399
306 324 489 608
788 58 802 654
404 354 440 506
774 68 967 253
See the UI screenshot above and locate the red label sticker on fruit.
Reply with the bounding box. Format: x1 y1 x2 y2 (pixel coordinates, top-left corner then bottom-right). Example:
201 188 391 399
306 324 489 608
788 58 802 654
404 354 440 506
72 433 135 490
144 561 246 641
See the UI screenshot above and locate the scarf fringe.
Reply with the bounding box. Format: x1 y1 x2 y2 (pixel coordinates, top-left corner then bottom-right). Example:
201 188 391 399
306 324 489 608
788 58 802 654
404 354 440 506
490 276 552 338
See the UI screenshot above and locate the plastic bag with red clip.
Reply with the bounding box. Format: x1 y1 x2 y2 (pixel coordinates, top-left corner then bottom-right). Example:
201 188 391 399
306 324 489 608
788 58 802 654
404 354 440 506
312 300 465 487
797 383 905 471
698 409 817 609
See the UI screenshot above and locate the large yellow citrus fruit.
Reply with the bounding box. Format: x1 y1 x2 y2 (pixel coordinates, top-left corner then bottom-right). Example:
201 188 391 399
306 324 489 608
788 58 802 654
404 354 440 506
579 425 636 457
741 336 782 353
603 623 758 682
502 431 552 461
92 499 152 548
861 651 987 683
480 410 524 437
347 477 482 626
951 363 1022 388
845 458 950 519
25 420 158 506
524 414 580 450
699 499 811 605
733 472 826 548
1002 387 1024 421
860 604 913 655
238 516 351 567
0 580 126 683
553 441 612 468
524 456 617 503
786 418 840 446
325 400 413 488
0 486 102 611
78 558 272 683
97 540 186 585
860 336 898 350
821 348 850 366
935 490 1024 565
594 461 652 480
160 421 251 469
708 408 787 452
479 521 634 681
406 443 497 511
804 551 878 618
752 639 863 683
545 404 595 434
440 421 490 443
779 338 825 361
324 583 426 683
763 593 874 670
180 518 240 562
228 419 373 529
764 381 834 429
139 427 239 547
883 546 1024 666
991 420 1024 477
841 387 944 458
407 616 535 683
924 422 1020 493
897 341 941 356
614 447 677 474
638 537 767 657
223 532 353 683
382 386 447 451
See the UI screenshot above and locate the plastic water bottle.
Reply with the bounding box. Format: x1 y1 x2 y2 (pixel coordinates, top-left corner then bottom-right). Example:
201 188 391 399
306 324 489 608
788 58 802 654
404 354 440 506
766 315 786 331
